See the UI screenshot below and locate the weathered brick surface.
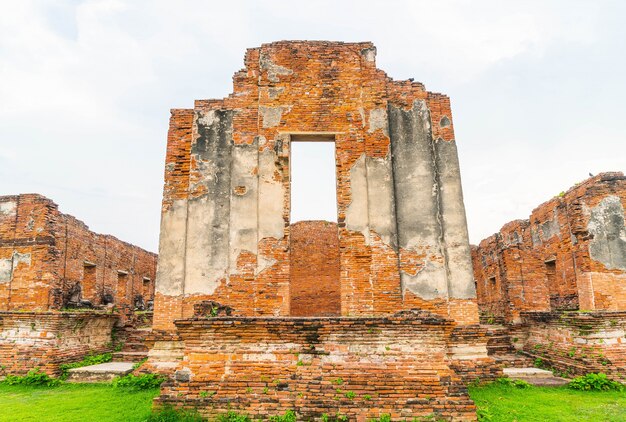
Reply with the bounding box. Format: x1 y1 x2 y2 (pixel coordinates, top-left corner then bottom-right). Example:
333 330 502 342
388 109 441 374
150 41 491 419
472 172 626 323
519 312 626 381
0 194 157 313
154 41 477 328
0 194 157 375
157 313 477 421
289 221 340 316
472 173 626 376
0 311 117 376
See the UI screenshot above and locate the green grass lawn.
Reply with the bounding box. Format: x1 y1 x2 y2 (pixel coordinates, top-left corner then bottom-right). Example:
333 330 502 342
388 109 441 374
1 382 626 421
0 383 159 422
469 383 626 422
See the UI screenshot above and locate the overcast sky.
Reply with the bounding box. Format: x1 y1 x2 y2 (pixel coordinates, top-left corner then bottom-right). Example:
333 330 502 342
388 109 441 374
1 0 625 252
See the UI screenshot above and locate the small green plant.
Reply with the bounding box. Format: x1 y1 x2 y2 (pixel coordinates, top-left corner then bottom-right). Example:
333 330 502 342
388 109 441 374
269 410 297 422
476 407 493 421
199 391 215 398
568 373 624 391
59 352 112 379
469 377 481 387
245 387 252 394
370 414 391 422
568 348 576 358
345 390 355 399
147 405 206 421
263 387 269 394
133 357 148 370
216 411 251 422
331 378 344 385
296 360 304 366
113 373 165 390
534 358 545 368
2 368 60 387
336 413 348 422
363 394 372 401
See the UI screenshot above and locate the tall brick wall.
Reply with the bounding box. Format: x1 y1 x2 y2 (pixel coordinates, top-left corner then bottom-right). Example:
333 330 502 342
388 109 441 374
153 41 478 331
0 194 157 313
472 172 626 323
289 221 340 316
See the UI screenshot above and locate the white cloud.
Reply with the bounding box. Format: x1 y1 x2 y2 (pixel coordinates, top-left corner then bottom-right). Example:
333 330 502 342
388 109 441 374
0 0 623 251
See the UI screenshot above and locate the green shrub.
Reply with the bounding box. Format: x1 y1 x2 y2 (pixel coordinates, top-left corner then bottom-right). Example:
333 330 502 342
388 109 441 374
147 405 206 421
2 368 60 387
269 410 297 422
216 411 251 422
370 414 391 422
113 373 165 390
59 352 112 379
568 373 624 391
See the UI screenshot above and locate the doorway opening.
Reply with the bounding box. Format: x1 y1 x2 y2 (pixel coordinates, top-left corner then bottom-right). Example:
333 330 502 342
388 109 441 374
289 137 341 316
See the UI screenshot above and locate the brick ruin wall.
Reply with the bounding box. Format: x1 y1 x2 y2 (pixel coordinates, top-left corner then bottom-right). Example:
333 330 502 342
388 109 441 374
472 172 626 378
472 172 626 323
289 221 341 317
0 194 157 375
148 41 495 419
0 194 157 314
156 314 477 421
0 311 117 376
153 41 478 331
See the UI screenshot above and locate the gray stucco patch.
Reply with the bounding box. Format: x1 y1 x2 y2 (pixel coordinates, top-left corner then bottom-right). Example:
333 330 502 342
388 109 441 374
434 138 476 299
345 154 369 240
402 259 447 300
368 108 388 135
388 100 448 298
155 199 188 296
260 52 293 83
0 200 16 217
184 109 234 295
540 210 560 241
588 196 626 271
0 252 31 283
260 106 291 128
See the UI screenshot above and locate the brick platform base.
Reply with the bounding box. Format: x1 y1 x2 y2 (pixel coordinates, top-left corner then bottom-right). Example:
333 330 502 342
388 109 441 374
155 312 480 421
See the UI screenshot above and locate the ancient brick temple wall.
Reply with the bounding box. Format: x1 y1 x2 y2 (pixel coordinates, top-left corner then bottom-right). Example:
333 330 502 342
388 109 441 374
0 311 117 376
289 221 341 316
519 312 626 381
156 313 477 421
153 41 478 331
472 172 626 323
0 194 157 313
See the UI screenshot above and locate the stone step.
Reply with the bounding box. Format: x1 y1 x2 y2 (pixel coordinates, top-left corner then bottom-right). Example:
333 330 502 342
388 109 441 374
66 362 135 383
112 351 148 362
503 367 569 387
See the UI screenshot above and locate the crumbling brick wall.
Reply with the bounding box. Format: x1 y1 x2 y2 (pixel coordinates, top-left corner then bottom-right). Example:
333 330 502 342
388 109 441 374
153 41 478 330
0 311 117 376
0 194 157 313
472 172 626 323
289 221 340 316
